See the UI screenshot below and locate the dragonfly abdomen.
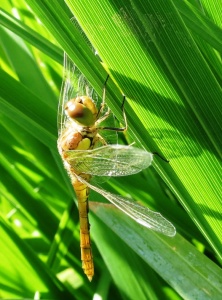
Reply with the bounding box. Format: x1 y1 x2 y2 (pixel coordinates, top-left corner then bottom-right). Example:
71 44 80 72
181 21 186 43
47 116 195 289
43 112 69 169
72 176 94 281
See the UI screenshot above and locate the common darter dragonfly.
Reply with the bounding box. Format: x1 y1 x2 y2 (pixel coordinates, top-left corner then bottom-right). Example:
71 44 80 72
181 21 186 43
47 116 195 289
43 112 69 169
57 51 176 281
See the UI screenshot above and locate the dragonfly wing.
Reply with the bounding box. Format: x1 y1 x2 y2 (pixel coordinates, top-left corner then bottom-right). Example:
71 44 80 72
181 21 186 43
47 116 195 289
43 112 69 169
58 53 72 137
98 188 176 237
58 48 95 137
76 174 176 237
66 144 153 177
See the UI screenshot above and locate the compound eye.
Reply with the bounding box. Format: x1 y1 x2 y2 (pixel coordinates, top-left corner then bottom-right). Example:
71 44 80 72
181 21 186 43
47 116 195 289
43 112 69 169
65 99 95 126
65 101 84 119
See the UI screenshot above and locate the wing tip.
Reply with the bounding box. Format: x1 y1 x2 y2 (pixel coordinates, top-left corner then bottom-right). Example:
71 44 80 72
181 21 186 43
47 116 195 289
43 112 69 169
137 219 176 237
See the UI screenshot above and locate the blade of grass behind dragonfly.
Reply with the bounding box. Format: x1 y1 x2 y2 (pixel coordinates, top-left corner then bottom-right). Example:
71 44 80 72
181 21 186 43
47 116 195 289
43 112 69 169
90 202 222 300
90 211 172 300
62 0 222 260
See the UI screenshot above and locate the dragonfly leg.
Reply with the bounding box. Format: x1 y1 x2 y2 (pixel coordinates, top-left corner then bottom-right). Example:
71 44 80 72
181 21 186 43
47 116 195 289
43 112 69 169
95 74 128 132
94 133 108 146
120 94 128 131
96 108 111 125
97 94 128 132
96 75 110 119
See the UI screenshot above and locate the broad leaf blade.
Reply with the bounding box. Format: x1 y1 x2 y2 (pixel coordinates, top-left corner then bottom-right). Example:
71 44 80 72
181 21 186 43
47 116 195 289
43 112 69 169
90 202 222 300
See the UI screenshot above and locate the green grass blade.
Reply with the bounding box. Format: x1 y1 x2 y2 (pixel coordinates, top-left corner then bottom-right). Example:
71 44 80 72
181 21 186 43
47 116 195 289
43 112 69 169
0 69 56 147
90 202 222 300
62 0 222 261
0 217 74 299
173 0 222 52
0 8 63 63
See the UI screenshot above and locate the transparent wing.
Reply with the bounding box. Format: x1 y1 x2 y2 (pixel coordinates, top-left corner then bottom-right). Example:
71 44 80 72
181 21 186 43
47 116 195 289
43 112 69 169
58 50 118 143
57 16 97 138
58 53 76 137
57 18 118 145
76 174 176 237
65 145 153 177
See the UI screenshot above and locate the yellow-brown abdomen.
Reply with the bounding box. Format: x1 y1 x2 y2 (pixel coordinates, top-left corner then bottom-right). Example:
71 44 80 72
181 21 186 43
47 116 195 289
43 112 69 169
72 176 94 281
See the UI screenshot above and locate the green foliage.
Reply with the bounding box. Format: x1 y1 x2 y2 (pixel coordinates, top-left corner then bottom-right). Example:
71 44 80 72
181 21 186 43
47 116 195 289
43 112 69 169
0 0 222 299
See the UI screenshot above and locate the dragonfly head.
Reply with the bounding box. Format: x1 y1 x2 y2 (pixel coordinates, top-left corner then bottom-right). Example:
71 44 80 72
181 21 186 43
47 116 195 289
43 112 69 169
65 96 98 127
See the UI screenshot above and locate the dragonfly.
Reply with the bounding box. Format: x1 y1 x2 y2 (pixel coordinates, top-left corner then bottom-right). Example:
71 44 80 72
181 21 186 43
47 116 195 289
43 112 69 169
57 53 176 282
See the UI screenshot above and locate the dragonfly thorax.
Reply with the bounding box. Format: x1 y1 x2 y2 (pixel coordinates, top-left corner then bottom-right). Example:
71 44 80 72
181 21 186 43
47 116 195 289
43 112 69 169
65 96 98 127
